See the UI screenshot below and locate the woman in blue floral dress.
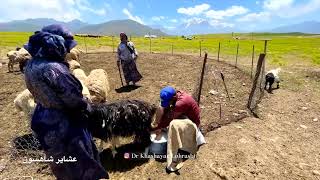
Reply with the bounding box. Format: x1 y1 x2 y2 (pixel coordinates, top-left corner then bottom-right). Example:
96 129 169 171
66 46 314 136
24 24 108 180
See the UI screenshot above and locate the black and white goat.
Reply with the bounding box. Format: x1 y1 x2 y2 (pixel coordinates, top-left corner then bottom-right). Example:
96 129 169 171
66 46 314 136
88 99 157 156
265 68 281 93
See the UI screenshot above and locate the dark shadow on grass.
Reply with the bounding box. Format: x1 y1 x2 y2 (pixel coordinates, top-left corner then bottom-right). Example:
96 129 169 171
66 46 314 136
99 142 150 172
115 85 141 93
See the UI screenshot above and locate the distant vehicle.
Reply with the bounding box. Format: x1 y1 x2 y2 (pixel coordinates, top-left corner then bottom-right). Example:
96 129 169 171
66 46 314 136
184 35 194 40
144 35 157 38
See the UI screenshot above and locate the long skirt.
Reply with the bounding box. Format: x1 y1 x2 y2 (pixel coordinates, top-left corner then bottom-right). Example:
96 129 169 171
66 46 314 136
121 60 142 84
31 106 109 180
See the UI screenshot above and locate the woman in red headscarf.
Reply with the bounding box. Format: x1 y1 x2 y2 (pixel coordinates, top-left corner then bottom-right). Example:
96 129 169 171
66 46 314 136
117 32 142 86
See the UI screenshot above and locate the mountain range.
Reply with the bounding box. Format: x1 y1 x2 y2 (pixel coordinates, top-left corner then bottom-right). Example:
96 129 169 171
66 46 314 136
0 18 166 36
0 18 319 35
269 21 320 34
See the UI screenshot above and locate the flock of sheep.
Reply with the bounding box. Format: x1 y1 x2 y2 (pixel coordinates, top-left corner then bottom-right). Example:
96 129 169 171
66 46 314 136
12 47 111 125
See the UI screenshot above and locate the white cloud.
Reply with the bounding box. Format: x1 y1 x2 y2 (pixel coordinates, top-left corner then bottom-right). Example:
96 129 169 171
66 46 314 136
205 6 249 20
0 0 81 22
151 16 165 21
183 17 206 28
256 1 260 5
177 3 210 16
170 19 178 23
263 0 293 11
236 12 271 22
122 8 144 24
262 0 320 18
0 0 109 22
75 0 106 16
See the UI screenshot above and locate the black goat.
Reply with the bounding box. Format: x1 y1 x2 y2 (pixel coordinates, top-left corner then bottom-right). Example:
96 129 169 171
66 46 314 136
88 99 157 156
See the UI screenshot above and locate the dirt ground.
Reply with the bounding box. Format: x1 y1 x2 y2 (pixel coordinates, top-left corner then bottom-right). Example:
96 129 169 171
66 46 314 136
0 52 319 179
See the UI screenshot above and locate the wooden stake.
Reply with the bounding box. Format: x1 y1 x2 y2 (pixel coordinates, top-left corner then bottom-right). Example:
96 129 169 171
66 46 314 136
251 45 255 79
112 36 115 53
235 43 239 68
149 37 151 53
247 53 266 109
217 42 221 61
220 72 231 101
264 40 268 54
199 41 202 57
171 44 173 55
197 53 208 105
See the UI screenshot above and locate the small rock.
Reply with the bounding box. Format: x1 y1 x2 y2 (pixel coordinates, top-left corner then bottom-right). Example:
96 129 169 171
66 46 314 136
239 138 248 143
312 170 320 176
235 125 242 129
221 93 226 97
239 110 247 114
209 90 219 95
233 113 240 117
313 118 318 122
298 163 310 169
230 93 236 98
300 125 307 129
301 107 308 111
200 105 205 109
242 83 246 86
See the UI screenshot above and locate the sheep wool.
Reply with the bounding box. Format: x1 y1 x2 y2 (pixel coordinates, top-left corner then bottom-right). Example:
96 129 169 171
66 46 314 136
73 68 88 83
65 48 83 62
80 81 91 101
266 68 281 82
68 60 81 71
7 48 32 72
86 69 110 103
13 89 36 119
72 69 91 101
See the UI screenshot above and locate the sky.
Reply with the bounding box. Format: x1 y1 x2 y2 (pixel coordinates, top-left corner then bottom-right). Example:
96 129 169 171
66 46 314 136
0 0 320 31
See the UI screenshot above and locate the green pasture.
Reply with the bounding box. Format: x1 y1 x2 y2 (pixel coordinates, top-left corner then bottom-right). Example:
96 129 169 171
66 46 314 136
1 32 319 67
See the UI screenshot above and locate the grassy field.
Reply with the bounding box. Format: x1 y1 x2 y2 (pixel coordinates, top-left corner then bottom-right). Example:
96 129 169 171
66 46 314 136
1 32 320 67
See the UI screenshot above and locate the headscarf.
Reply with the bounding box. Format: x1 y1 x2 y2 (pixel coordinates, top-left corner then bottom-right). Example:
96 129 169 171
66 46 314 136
120 32 128 42
24 24 77 61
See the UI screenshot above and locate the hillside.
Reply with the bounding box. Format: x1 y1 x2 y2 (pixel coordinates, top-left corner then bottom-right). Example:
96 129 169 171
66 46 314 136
0 18 88 32
270 21 320 34
0 18 167 36
76 19 167 36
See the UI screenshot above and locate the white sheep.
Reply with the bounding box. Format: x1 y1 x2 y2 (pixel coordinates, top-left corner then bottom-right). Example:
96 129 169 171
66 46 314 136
65 48 84 62
73 68 88 83
265 68 281 92
14 89 36 121
68 60 81 71
72 69 91 101
86 69 110 103
7 48 32 72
